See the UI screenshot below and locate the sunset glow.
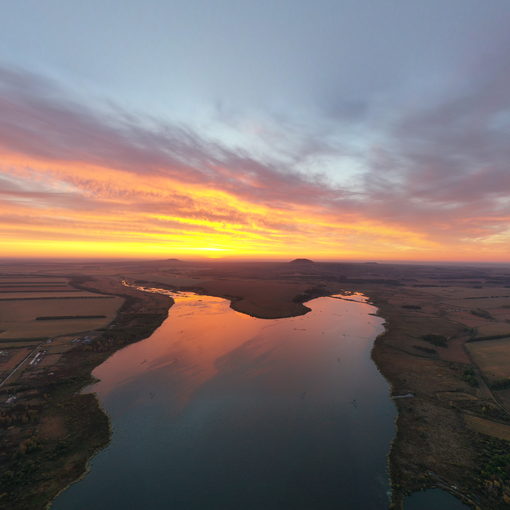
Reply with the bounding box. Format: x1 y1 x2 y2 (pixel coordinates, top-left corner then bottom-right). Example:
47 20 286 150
1 140 508 261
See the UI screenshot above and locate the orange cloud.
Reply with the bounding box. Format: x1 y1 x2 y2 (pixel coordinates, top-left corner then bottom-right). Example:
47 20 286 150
1 66 509 262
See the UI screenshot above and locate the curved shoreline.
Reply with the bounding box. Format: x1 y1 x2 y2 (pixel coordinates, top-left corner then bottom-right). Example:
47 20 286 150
0 276 173 509
46 281 310 509
6 279 397 510
367 289 479 510
51 287 396 509
3 270 491 509
45 388 114 510
47 279 175 509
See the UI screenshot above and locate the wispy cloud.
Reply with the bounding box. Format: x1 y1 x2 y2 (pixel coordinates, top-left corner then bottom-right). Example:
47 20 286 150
0 62 509 261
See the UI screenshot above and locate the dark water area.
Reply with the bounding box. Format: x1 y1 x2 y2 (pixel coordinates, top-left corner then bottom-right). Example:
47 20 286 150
405 489 470 509
53 290 396 509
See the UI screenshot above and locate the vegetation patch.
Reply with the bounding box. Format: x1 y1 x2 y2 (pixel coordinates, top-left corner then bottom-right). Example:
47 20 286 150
475 435 510 505
462 367 479 387
35 315 106 321
421 334 447 347
471 308 494 320
413 345 437 355
292 286 329 303
468 333 510 343
490 379 510 391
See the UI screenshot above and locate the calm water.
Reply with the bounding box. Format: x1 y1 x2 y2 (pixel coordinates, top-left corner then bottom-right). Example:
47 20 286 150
53 290 396 509
405 489 470 509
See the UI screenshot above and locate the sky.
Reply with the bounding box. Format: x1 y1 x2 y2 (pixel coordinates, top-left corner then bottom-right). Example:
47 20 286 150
1 0 510 262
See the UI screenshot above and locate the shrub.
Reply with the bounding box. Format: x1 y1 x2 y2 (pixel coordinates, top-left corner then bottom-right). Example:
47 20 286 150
462 367 479 387
422 334 447 347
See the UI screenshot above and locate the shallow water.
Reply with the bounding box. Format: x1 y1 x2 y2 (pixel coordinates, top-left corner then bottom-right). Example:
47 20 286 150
405 488 470 509
53 290 396 509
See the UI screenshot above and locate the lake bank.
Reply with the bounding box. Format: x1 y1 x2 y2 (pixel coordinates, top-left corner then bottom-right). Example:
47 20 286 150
0 276 172 510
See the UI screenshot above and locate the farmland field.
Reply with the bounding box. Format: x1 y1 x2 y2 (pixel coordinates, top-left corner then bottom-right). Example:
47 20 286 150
466 338 510 381
0 277 123 340
464 414 510 441
0 296 122 339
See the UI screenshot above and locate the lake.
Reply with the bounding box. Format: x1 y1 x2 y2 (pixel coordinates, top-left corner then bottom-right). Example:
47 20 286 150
53 289 396 509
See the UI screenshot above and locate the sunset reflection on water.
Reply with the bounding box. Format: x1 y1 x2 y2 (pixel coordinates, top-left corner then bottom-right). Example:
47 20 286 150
94 291 267 406
55 288 396 510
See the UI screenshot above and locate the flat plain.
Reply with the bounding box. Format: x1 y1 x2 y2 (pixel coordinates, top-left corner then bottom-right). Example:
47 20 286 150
467 339 510 381
0 276 122 340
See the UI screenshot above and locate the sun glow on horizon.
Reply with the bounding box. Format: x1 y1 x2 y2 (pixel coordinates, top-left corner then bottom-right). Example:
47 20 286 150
1 146 509 263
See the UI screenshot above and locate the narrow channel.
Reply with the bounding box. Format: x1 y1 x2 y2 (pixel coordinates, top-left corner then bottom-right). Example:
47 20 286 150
53 289 396 509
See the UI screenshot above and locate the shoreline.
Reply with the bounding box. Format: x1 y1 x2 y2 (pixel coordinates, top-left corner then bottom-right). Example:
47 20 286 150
50 287 395 509
50 278 175 509
366 288 480 509
0 276 173 509
46 389 113 510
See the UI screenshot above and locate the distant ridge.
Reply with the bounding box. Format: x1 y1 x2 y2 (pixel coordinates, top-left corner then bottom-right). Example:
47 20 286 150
289 258 314 264
165 258 182 262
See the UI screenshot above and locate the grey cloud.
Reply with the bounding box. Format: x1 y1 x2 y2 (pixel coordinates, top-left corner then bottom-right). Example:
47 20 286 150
0 66 343 210
2 54 510 246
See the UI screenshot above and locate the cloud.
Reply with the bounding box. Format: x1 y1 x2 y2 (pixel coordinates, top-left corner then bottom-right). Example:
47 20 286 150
0 66 340 208
0 61 509 261
355 43 510 243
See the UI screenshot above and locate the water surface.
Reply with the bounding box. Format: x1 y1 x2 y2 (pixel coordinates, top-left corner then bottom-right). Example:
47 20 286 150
405 488 470 509
53 290 395 509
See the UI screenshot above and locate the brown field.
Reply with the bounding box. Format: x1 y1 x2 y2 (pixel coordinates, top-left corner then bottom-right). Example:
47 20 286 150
125 274 315 318
0 285 76 291
0 287 71 292
476 323 510 338
198 278 314 317
127 273 206 288
0 277 72 289
446 311 492 329
495 388 510 410
455 297 510 308
0 347 32 377
0 340 46 349
417 286 501 298
464 414 510 441
466 338 510 381
0 296 123 339
436 391 478 401
0 276 97 303
0 291 97 300
419 287 510 308
38 415 67 441
0 277 69 283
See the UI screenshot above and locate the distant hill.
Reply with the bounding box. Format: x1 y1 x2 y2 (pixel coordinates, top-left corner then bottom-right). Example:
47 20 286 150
289 258 314 264
165 258 182 263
